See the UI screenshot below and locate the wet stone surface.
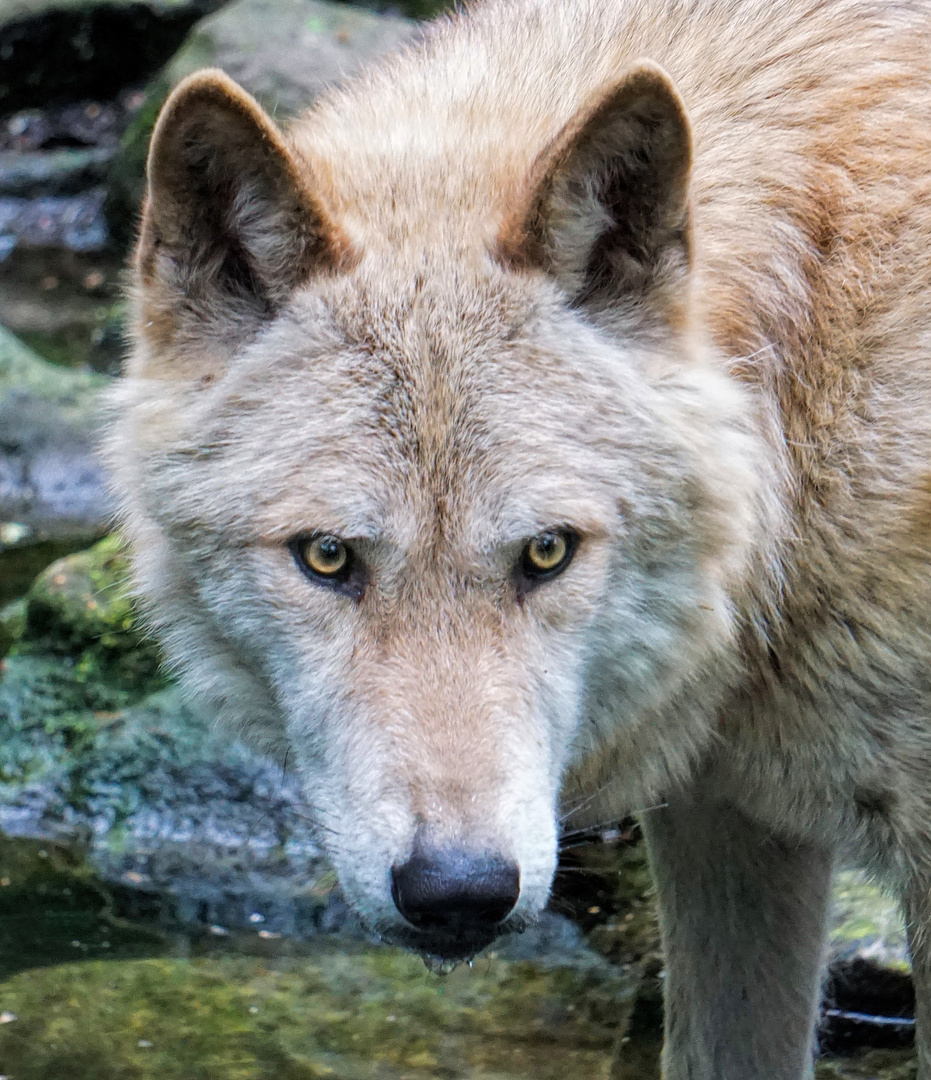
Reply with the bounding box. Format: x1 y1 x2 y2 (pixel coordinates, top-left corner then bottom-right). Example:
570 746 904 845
0 326 109 564
0 939 636 1080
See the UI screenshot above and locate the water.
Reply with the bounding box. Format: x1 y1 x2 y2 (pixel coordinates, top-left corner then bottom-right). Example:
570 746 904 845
0 833 642 1080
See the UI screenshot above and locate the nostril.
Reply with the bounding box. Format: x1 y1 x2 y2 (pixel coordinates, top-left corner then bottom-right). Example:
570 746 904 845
390 849 520 933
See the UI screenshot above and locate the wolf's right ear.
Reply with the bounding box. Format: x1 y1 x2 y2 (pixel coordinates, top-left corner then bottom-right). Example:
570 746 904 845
135 70 349 365
500 62 692 321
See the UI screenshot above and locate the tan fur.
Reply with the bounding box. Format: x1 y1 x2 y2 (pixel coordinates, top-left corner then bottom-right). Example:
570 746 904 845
105 1 931 1075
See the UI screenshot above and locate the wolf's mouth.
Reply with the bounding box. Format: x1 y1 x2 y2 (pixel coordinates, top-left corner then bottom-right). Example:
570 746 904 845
375 914 528 965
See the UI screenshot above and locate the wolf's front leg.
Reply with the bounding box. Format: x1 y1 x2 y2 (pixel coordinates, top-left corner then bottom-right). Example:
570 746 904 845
640 789 833 1080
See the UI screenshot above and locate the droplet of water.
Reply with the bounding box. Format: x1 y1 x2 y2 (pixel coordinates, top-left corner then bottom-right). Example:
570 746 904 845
421 955 462 976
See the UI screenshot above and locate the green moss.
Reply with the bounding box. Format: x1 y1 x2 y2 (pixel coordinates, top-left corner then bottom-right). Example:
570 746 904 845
0 537 169 796
19 299 125 374
0 655 128 789
816 1049 917 1079
104 77 172 249
830 870 909 971
0 324 105 411
16 535 163 695
0 599 27 658
0 941 634 1080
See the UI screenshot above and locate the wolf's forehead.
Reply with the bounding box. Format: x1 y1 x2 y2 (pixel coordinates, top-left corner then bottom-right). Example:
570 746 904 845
258 276 571 456
222 292 622 545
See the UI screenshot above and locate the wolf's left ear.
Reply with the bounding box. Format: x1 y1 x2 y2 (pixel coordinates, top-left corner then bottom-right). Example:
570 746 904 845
136 70 348 357
501 62 692 316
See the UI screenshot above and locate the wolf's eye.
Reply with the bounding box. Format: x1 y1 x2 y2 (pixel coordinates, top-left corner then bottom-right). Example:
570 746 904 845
297 535 349 578
290 534 366 600
520 529 578 584
291 535 366 600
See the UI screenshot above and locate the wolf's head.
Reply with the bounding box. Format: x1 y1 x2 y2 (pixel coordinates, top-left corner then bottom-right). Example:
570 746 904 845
106 59 766 963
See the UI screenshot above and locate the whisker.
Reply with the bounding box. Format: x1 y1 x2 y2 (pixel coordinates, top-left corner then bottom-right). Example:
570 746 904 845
552 865 612 875
287 807 343 838
558 839 615 852
558 776 622 823
558 824 619 841
558 802 667 842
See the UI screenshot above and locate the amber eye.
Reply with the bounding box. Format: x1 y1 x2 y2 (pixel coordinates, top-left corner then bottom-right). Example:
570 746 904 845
297 535 350 579
290 533 365 601
520 530 577 582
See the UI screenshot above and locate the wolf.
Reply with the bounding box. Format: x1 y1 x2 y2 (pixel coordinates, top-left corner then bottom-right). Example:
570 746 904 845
104 0 931 1075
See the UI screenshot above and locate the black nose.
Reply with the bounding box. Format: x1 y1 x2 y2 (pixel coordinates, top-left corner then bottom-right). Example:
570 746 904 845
390 849 520 933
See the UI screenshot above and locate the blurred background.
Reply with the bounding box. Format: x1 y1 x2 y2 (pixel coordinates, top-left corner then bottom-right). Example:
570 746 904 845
0 1 920 1076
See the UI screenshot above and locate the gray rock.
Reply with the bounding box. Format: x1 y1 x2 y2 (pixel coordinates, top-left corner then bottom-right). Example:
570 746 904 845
0 148 115 199
0 325 109 540
106 0 418 243
0 188 109 255
164 0 417 116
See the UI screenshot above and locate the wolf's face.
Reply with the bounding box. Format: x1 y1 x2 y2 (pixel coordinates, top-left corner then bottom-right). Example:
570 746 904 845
107 64 764 961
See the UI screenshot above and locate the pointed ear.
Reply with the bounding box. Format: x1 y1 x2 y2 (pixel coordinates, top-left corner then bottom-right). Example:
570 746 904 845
501 62 692 318
136 69 351 360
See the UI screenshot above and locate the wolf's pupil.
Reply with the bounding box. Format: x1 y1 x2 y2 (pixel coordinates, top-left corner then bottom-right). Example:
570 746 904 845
302 535 349 577
523 531 572 577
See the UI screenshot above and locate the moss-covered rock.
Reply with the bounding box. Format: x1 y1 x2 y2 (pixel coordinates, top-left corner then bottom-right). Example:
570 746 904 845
0 599 27 657
16 534 161 691
0 938 636 1080
816 1049 917 1079
3 532 162 768
0 536 332 931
